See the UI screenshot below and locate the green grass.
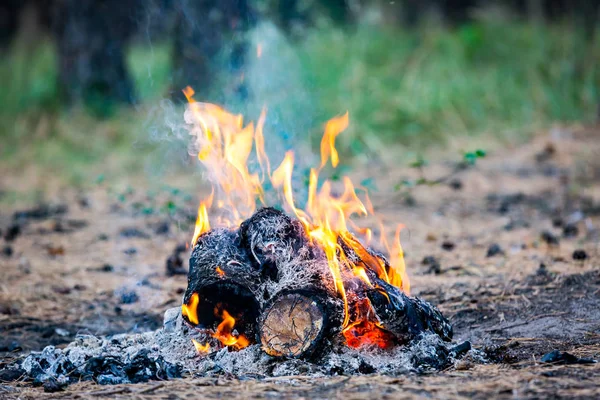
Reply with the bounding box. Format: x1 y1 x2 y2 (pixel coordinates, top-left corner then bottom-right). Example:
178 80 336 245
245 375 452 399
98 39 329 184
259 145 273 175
0 19 598 184
299 20 599 151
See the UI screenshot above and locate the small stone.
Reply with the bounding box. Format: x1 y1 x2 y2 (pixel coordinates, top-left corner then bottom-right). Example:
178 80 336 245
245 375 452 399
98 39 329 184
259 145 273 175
441 241 455 251
486 243 504 257
97 233 109 241
163 307 182 332
455 360 473 370
426 232 437 241
18 257 31 274
55 328 70 337
123 247 137 255
572 249 588 261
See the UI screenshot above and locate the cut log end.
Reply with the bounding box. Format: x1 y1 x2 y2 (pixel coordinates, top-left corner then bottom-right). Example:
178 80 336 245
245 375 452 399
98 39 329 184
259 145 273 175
259 292 326 358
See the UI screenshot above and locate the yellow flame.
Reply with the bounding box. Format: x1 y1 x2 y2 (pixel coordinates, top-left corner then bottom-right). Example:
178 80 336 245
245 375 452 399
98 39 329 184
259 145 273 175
320 111 348 168
182 293 199 325
192 339 210 354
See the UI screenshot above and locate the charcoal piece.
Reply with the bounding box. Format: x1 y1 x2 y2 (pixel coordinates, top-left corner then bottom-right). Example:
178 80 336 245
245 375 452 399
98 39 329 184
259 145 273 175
43 378 65 393
13 204 68 221
259 289 343 358
239 207 310 280
422 256 441 274
83 356 124 381
0 367 25 382
185 228 261 341
572 249 588 261
448 179 463 190
364 269 452 343
486 243 504 257
541 350 597 365
124 350 181 383
119 290 139 304
563 223 579 238
541 230 559 246
441 241 455 251
2 245 13 257
119 227 150 239
166 244 187 276
450 341 471 357
3 224 20 242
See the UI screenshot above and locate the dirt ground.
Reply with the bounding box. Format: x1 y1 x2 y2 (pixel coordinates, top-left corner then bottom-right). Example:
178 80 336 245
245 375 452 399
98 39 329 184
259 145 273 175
1 125 600 398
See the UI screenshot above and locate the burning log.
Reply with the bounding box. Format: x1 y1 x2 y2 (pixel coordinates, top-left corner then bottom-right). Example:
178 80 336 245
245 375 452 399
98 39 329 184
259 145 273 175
183 228 261 346
338 233 453 343
365 274 453 343
183 209 452 356
259 289 343 358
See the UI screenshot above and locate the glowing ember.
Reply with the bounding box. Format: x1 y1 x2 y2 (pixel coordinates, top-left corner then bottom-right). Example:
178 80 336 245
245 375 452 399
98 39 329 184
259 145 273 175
212 308 250 350
343 321 396 350
192 339 210 354
183 86 410 349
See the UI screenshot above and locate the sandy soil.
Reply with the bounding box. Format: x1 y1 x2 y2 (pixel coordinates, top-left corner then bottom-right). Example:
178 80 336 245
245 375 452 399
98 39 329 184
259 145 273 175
1 125 600 398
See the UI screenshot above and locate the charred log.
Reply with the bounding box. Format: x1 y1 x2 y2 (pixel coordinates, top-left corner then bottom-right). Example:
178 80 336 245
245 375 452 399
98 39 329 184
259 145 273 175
338 233 452 342
239 208 334 296
184 228 261 342
239 207 309 280
259 289 342 358
365 271 452 342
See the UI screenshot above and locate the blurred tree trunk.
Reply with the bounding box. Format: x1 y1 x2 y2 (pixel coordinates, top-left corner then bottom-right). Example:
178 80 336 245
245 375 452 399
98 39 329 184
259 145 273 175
527 0 544 24
51 0 137 113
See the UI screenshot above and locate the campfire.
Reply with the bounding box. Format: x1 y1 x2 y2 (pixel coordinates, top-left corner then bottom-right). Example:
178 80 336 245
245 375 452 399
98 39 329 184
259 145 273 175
180 87 452 358
14 89 462 389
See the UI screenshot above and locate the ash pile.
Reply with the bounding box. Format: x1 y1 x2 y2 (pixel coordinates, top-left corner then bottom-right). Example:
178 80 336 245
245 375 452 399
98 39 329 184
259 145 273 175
6 208 475 388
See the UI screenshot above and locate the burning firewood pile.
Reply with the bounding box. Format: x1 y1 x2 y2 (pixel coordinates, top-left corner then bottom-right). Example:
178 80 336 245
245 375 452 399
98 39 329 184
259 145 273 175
5 89 476 389
183 207 452 357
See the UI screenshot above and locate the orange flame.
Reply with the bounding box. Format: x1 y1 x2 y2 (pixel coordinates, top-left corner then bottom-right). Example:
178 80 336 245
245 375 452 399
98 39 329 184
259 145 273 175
183 88 409 347
212 309 250 350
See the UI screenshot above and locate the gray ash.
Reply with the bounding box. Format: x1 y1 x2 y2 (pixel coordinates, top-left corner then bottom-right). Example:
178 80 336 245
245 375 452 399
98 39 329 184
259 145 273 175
13 310 478 386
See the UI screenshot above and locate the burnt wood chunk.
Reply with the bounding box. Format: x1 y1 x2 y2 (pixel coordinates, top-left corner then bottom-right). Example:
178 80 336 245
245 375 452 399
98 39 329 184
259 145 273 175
239 207 309 280
259 290 341 358
365 271 453 342
184 228 261 340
